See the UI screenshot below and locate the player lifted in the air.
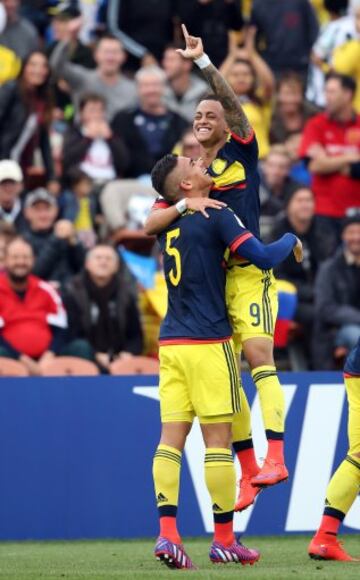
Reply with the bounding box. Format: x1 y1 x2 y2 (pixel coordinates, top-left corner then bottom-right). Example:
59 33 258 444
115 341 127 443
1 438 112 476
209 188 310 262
145 24 288 512
308 337 360 562
151 152 302 569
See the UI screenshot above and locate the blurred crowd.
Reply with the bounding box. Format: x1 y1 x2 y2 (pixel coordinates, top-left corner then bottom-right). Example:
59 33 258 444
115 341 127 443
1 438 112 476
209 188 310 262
0 0 359 372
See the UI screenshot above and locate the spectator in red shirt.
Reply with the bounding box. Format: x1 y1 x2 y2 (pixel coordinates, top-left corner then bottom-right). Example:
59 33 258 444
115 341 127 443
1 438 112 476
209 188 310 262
299 72 360 239
0 237 67 375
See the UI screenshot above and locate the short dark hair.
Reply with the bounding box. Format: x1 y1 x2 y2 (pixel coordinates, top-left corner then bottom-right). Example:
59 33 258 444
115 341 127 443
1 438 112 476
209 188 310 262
151 154 178 198
277 71 304 93
324 0 348 15
198 93 223 106
67 167 92 189
79 92 106 111
325 72 356 94
342 207 360 232
96 33 123 48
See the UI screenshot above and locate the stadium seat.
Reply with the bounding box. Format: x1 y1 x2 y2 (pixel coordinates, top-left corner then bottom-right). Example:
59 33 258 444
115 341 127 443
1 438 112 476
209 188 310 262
0 357 29 376
39 357 99 376
110 356 159 375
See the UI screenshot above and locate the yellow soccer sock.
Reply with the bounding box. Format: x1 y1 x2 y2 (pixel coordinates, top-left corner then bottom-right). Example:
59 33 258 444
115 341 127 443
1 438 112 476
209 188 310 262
205 448 235 546
232 386 259 477
153 444 182 543
251 365 285 438
232 385 252 443
325 455 360 517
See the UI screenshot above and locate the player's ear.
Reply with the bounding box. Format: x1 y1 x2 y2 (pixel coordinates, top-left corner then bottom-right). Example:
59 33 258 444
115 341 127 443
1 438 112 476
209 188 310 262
180 179 192 191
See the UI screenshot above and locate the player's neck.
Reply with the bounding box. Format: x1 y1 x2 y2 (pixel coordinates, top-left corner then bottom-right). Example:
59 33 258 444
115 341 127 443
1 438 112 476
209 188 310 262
188 184 212 199
200 138 227 165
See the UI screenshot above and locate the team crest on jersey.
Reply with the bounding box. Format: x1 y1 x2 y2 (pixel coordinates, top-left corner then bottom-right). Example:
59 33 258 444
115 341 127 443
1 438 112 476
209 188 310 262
211 158 228 175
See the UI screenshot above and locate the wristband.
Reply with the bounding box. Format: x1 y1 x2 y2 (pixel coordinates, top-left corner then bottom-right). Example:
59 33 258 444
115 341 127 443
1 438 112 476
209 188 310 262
175 199 187 214
194 53 211 69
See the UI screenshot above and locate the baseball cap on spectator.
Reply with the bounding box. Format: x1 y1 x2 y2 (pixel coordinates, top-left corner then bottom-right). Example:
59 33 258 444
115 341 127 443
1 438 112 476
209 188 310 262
25 188 57 208
0 160 23 183
341 207 360 231
50 1 81 20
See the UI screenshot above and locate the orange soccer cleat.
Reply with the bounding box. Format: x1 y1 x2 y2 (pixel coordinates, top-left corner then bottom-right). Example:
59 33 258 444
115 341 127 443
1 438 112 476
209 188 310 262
235 476 262 512
308 535 359 562
250 458 289 488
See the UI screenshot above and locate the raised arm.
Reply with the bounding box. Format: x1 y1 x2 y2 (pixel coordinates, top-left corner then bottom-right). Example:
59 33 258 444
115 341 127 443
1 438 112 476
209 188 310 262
177 24 252 140
50 17 88 89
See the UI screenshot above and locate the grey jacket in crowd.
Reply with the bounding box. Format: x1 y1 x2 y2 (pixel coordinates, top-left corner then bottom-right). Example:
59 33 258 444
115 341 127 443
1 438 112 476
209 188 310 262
50 41 137 120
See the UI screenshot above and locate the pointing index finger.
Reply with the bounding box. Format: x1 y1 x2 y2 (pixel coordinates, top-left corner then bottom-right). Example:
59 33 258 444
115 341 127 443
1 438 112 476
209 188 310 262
181 23 190 40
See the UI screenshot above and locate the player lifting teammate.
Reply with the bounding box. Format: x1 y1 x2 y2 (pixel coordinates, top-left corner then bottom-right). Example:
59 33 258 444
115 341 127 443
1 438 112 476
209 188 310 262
151 152 303 569
145 25 289 512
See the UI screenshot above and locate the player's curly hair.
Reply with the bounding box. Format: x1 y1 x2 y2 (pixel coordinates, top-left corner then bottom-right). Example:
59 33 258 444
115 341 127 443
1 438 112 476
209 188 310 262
151 154 179 200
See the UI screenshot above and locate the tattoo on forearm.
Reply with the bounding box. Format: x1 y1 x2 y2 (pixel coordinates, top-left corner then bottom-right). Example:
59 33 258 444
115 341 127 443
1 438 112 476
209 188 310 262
201 63 252 139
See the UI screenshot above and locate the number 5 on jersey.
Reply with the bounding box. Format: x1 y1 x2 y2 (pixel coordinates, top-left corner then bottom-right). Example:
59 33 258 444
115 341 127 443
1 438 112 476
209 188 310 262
166 228 182 286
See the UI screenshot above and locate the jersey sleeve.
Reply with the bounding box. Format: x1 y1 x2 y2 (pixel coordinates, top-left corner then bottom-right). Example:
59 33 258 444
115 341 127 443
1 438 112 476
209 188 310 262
215 209 297 270
228 130 259 166
214 208 254 249
298 117 323 160
152 197 171 210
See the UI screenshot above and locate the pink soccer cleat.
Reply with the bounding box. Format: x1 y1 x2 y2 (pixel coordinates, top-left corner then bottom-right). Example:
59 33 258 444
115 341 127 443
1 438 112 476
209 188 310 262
209 538 260 565
154 536 197 569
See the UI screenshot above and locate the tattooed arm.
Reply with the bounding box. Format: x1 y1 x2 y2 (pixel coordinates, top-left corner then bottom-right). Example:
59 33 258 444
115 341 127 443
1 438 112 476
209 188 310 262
177 24 252 140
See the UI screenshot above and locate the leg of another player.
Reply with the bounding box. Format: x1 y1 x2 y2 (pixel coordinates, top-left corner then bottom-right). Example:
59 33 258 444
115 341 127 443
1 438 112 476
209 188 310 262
232 357 261 511
308 373 360 562
153 422 192 557
242 336 288 488
201 421 260 565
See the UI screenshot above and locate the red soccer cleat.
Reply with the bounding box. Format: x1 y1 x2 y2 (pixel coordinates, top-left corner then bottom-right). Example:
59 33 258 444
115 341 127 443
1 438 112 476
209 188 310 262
308 535 359 562
235 475 262 512
250 458 289 488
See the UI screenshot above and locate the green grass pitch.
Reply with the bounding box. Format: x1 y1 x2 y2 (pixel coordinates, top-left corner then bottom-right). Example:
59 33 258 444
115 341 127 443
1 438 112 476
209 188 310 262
0 536 359 579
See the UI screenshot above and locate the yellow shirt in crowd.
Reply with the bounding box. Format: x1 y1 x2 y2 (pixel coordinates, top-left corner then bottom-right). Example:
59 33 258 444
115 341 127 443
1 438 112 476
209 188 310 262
333 40 360 113
139 273 167 357
242 100 272 159
74 198 92 232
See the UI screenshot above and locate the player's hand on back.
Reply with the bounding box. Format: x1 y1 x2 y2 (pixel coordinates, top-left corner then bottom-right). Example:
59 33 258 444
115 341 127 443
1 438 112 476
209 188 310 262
293 237 303 263
177 24 204 60
186 197 226 218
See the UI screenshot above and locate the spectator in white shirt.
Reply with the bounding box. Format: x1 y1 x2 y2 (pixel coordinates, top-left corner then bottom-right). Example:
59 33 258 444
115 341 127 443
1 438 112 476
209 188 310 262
62 92 129 185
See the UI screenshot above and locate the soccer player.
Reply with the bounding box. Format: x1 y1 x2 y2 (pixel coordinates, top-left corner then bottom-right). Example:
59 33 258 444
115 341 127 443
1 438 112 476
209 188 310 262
151 153 303 569
308 337 360 562
145 25 289 512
